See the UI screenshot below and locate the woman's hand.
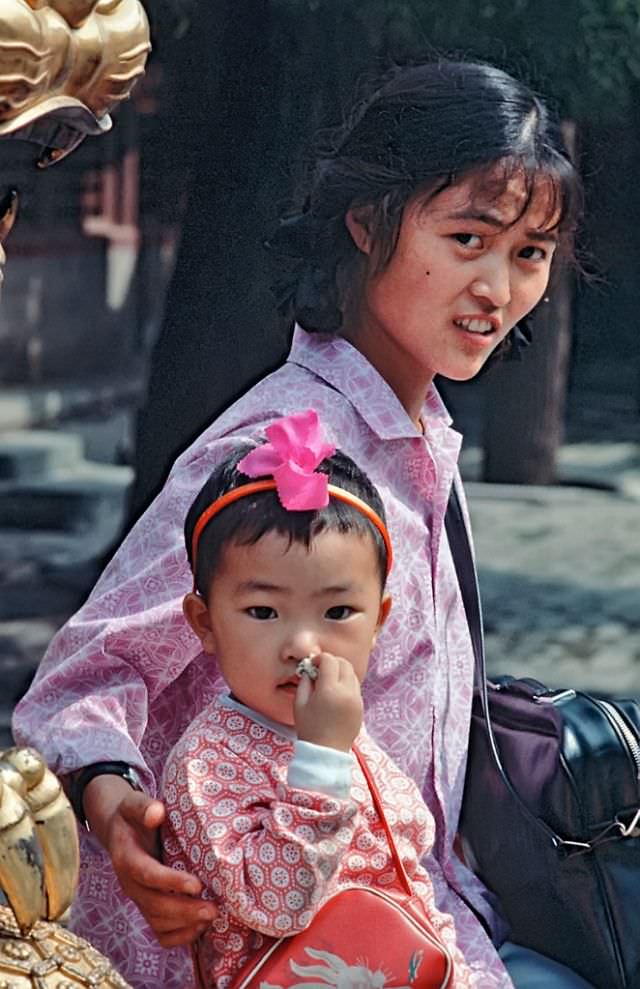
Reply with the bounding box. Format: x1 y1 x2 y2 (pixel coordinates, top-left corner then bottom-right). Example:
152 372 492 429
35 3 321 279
82 775 217 948
294 652 363 752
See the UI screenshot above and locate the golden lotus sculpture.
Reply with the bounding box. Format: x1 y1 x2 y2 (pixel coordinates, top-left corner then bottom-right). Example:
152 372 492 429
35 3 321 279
0 747 133 987
0 0 151 165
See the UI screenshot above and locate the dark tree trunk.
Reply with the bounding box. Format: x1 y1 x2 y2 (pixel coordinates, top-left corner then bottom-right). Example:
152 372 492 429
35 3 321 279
482 263 574 484
128 0 288 520
127 1 381 522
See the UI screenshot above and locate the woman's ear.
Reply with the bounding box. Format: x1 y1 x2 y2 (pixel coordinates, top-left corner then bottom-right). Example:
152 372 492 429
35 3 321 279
183 592 217 653
345 206 375 256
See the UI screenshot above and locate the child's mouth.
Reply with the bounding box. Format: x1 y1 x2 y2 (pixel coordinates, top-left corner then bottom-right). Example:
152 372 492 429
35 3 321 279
278 678 299 692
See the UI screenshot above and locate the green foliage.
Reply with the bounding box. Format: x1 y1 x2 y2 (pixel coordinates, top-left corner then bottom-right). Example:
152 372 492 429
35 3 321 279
378 0 640 120
155 0 640 119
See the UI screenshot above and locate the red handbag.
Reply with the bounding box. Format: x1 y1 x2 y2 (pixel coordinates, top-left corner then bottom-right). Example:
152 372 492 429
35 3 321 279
192 746 454 989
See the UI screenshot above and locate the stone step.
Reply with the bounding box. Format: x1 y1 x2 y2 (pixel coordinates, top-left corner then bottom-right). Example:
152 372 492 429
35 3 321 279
0 431 84 480
0 462 133 532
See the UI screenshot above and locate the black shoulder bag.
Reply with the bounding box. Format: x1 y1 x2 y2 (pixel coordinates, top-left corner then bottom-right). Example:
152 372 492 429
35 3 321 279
445 485 640 989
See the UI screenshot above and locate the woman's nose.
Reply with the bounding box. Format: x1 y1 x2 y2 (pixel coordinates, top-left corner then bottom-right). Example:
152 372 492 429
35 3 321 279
470 264 511 309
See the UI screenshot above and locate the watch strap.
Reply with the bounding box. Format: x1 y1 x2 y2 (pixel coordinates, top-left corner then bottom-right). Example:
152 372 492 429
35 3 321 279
69 761 143 829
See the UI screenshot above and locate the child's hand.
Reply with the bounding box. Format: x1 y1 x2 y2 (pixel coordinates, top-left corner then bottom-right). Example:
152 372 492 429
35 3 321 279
294 652 363 752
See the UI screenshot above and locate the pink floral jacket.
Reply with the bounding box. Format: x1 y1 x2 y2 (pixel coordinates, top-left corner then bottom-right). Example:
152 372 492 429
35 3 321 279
13 327 511 989
163 697 474 988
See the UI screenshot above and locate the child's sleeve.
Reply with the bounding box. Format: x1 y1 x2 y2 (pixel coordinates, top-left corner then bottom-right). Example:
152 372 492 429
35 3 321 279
162 740 359 938
287 739 354 798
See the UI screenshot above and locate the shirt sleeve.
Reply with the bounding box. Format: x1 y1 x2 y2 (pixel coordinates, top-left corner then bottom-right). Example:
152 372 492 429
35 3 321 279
10 431 260 788
162 737 359 938
287 740 354 798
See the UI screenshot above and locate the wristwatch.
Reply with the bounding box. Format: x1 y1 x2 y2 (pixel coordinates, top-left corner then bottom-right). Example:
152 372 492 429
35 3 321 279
69 761 144 830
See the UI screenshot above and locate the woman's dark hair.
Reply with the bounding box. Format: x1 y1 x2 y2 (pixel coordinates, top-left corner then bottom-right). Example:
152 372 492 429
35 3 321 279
185 446 389 598
270 59 583 348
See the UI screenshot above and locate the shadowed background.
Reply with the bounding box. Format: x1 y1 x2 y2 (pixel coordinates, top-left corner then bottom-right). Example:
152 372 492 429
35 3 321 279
0 0 639 743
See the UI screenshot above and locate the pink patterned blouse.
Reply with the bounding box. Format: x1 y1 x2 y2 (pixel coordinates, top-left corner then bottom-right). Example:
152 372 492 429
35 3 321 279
162 697 474 989
13 327 511 989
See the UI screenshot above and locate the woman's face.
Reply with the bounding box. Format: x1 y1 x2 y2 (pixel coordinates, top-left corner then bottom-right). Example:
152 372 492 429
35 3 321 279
344 169 559 414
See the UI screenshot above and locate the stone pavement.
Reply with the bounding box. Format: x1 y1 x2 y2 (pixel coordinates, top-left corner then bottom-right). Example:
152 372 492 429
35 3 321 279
459 441 640 695
0 377 639 746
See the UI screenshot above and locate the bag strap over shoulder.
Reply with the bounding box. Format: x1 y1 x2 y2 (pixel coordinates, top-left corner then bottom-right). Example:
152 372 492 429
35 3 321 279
352 745 413 896
444 483 562 849
443 482 485 681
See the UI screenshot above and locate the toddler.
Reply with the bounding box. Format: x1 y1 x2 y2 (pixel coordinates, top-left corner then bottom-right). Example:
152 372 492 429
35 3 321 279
161 409 473 988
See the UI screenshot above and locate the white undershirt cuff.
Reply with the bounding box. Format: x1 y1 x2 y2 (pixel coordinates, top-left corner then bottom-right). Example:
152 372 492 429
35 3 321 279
287 740 354 799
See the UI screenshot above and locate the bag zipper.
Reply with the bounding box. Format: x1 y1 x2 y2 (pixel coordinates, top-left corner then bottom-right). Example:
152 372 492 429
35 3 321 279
596 699 640 781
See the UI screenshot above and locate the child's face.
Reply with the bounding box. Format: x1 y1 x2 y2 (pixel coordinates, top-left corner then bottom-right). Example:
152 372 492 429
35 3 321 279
345 166 558 398
184 528 389 727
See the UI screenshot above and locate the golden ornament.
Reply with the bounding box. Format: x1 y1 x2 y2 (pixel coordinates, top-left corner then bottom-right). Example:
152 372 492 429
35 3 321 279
0 748 133 988
0 0 151 164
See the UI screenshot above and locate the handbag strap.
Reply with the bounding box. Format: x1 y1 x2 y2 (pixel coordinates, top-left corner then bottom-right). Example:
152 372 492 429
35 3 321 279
444 482 562 848
191 744 416 988
352 744 413 897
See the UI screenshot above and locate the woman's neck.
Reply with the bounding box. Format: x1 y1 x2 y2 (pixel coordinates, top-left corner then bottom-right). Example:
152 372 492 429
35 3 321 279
340 322 432 432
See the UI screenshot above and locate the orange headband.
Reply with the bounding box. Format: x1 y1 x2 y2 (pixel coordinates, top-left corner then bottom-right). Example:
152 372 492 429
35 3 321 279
190 479 393 590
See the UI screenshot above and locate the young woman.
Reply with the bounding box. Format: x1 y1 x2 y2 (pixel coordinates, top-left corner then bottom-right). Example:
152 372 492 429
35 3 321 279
13 60 588 988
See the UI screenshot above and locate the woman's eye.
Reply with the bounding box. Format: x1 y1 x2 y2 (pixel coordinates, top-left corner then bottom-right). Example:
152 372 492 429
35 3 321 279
453 232 483 249
247 606 277 620
519 245 547 261
325 605 354 620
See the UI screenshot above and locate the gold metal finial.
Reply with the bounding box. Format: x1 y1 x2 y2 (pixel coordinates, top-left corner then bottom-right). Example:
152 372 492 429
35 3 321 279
0 0 151 165
2 748 79 922
0 748 77 930
0 766 47 932
0 747 133 987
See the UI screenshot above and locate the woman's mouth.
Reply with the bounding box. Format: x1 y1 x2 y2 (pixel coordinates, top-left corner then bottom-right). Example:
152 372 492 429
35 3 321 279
453 317 496 336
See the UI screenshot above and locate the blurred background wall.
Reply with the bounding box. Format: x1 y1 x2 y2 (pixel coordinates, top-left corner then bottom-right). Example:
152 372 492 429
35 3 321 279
1 0 639 741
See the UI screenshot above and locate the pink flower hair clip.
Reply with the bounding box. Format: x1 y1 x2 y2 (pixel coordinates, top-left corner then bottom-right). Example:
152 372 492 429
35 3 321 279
190 408 393 586
237 408 336 510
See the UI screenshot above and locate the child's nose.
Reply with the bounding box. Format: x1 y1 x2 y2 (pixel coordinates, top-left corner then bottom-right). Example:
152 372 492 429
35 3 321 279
282 628 320 662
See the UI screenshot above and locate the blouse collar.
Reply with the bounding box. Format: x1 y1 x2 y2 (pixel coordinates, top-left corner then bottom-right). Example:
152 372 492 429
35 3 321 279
287 325 453 442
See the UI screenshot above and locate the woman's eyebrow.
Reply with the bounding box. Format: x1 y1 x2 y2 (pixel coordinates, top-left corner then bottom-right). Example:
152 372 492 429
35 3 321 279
447 209 559 243
447 209 506 227
526 229 559 244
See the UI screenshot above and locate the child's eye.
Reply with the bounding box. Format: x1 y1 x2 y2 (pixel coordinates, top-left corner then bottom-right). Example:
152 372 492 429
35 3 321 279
519 245 547 261
453 233 483 248
325 605 355 620
247 606 277 620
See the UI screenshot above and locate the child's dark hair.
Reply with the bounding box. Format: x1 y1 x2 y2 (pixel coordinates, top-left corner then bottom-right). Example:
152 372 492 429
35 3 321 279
185 446 389 598
270 58 583 347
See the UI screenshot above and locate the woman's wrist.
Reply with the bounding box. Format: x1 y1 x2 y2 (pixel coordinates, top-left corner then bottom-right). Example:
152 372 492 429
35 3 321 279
80 774 137 848
68 761 144 830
